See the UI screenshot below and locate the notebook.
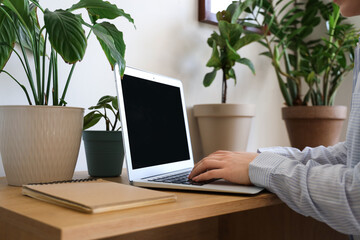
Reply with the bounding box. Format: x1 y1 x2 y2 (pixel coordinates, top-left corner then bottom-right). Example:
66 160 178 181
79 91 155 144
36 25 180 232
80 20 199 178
114 64 263 195
22 179 176 213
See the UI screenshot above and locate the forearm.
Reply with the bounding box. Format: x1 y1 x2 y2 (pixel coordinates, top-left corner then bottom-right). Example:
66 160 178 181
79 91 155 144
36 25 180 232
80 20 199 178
257 142 347 165
249 152 360 235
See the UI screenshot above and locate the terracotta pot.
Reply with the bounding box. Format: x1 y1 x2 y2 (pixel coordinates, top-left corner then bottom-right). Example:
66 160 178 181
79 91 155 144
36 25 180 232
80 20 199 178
282 106 347 150
193 104 255 157
0 106 84 186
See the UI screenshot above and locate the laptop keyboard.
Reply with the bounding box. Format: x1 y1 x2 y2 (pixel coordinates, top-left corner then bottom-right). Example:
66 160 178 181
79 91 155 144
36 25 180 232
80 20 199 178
147 170 206 186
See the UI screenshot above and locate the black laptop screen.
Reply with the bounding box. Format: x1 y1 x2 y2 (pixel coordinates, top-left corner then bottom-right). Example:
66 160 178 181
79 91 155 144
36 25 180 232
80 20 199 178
121 74 190 169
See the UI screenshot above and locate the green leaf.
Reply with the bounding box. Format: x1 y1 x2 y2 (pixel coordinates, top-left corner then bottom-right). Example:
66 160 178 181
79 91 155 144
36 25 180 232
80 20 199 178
44 9 87 64
228 68 236 84
218 20 242 46
237 57 255 74
206 41 221 68
15 4 44 54
208 32 225 48
0 7 16 70
97 95 114 105
203 68 217 87
225 39 240 62
112 97 118 110
93 22 126 75
233 33 262 50
69 0 134 24
229 0 254 24
259 51 272 58
3 0 32 30
83 111 102 130
216 10 231 23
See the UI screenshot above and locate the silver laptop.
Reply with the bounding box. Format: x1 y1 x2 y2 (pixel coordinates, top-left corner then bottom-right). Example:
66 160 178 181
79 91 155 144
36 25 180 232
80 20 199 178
114 64 263 195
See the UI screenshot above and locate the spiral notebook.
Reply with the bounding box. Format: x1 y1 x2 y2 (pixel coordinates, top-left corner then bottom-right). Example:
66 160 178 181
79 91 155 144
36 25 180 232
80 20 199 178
22 179 176 214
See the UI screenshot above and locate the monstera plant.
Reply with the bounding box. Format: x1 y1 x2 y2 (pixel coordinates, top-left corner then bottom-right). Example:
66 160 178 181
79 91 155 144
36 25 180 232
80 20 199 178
0 0 134 105
0 0 134 186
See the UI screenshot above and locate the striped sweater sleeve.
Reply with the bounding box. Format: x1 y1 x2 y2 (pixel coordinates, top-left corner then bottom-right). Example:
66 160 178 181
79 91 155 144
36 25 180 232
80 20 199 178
257 142 347 165
249 152 360 235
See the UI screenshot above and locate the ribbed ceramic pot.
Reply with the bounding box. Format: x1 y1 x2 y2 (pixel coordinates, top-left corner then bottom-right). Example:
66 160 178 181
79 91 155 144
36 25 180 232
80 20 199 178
0 106 84 186
282 106 347 150
83 131 124 177
193 104 255 157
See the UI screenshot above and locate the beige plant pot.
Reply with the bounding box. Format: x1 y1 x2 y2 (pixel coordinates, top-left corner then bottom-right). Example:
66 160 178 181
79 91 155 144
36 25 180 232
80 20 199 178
0 106 84 186
282 106 347 150
193 104 255 157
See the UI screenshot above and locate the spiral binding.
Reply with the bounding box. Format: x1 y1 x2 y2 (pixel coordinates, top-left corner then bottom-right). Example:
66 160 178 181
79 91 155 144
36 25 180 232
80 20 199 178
27 178 98 185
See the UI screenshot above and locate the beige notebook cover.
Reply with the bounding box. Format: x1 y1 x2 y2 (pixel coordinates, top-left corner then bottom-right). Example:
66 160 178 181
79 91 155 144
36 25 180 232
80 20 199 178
22 179 176 214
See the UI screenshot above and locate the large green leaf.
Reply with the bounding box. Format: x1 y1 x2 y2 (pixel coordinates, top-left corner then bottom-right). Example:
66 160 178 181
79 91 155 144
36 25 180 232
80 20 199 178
203 68 217 87
236 57 255 74
233 33 262 50
0 7 16 70
229 0 253 24
69 0 134 24
15 4 44 54
2 0 32 31
44 9 87 64
225 39 240 62
93 22 126 75
83 111 102 130
218 20 242 46
206 41 221 68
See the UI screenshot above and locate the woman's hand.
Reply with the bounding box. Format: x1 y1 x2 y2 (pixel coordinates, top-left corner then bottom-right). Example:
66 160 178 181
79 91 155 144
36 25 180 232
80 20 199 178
188 150 259 185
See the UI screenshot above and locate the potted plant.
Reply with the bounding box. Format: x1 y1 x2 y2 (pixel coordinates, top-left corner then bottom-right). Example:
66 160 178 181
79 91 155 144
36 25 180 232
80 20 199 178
239 0 358 149
0 0 134 185
194 1 262 156
83 95 124 177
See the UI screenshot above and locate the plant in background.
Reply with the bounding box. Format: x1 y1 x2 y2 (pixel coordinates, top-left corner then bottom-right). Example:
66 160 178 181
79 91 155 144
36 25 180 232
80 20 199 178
0 0 134 106
239 0 358 106
203 0 262 103
83 95 120 131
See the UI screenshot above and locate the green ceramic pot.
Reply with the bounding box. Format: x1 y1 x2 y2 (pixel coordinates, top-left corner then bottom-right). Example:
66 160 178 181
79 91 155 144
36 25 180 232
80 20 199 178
82 131 124 177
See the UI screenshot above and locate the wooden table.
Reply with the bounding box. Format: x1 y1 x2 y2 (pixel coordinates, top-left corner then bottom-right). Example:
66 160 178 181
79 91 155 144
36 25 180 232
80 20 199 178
0 172 347 240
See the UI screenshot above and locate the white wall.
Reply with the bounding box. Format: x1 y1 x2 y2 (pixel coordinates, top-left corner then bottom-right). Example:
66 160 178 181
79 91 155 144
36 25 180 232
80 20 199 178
0 0 358 177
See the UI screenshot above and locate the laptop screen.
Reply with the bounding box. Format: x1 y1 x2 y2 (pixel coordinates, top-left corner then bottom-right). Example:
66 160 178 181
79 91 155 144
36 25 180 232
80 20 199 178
122 74 190 169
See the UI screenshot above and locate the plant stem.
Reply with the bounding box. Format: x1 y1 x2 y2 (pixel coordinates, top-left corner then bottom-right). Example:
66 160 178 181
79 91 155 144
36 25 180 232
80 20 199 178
222 70 227 104
0 43 29 78
52 51 58 105
42 32 48 105
59 30 92 106
33 21 42 104
45 55 53 105
104 107 109 131
59 63 76 106
112 111 120 131
2 7 39 104
0 70 32 105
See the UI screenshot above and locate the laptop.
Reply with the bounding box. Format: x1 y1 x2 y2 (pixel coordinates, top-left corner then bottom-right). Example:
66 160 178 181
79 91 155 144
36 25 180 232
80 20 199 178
114 64 263 195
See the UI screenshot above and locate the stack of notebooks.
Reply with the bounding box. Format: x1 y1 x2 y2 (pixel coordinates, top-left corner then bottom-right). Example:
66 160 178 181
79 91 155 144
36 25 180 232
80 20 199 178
22 178 176 214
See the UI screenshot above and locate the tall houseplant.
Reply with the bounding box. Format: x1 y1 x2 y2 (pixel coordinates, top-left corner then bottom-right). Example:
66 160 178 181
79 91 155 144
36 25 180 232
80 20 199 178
194 1 261 156
240 0 358 149
0 0 134 185
83 95 124 177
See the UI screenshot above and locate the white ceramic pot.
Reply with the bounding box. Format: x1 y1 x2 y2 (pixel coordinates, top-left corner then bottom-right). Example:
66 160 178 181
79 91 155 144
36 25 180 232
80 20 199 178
193 104 255 157
0 106 84 186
